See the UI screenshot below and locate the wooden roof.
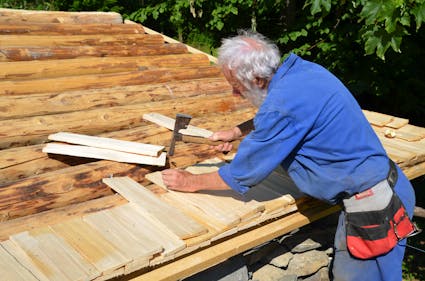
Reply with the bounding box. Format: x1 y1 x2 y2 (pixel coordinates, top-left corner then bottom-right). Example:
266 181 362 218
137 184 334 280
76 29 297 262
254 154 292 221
0 8 424 281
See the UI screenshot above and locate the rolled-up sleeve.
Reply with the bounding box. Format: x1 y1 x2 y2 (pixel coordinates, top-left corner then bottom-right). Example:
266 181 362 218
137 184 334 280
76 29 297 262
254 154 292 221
218 109 305 194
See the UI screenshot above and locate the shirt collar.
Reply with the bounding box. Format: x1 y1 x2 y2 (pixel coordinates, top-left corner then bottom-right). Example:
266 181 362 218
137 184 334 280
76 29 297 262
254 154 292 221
269 53 298 90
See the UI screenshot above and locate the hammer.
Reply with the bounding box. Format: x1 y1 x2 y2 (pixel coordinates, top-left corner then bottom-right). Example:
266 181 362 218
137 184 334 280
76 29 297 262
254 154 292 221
168 113 239 156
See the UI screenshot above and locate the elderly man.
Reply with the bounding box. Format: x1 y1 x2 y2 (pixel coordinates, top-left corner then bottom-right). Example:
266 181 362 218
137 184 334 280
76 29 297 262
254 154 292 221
161 31 416 281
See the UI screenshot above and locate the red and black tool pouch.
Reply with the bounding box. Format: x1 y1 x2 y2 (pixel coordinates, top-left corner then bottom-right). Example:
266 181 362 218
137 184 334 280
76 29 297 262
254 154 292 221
345 190 416 259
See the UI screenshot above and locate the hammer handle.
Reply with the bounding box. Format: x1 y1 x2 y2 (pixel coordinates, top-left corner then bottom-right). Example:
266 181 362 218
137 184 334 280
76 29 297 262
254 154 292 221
181 135 240 146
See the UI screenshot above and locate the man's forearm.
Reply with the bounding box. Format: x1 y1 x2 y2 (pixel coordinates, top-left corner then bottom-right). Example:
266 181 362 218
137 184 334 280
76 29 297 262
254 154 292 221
189 171 231 192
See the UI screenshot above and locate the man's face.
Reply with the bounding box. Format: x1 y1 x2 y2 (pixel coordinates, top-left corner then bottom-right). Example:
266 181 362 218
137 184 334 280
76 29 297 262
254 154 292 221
222 66 267 108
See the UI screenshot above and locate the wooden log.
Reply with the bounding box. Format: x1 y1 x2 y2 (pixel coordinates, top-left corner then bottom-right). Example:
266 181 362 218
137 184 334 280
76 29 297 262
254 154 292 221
0 23 144 35
0 44 188 61
0 108 255 184
0 66 221 95
0 54 210 80
0 161 149 222
0 34 164 47
0 93 245 149
0 8 123 24
0 78 230 120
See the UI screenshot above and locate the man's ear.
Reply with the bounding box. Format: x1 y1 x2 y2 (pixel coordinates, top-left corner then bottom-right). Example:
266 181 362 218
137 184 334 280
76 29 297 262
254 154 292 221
253 77 268 89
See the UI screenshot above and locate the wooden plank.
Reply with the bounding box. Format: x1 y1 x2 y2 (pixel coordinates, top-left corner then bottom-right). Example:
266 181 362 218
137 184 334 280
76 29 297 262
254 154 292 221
0 44 188 62
47 132 164 157
0 93 244 149
50 218 130 274
0 23 144 35
10 229 100 281
83 210 162 268
126 202 339 281
42 143 167 166
0 242 39 281
103 177 207 239
363 110 393 126
1 240 50 281
143 112 214 138
0 54 210 80
0 8 123 24
0 34 164 47
107 204 186 256
385 116 409 129
0 194 126 241
0 78 230 120
0 66 222 95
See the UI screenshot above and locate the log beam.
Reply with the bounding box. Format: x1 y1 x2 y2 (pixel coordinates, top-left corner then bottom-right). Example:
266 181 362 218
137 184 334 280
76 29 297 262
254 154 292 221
0 54 210 80
0 44 188 61
0 93 248 149
0 34 164 47
0 23 144 35
0 66 222 95
0 8 123 24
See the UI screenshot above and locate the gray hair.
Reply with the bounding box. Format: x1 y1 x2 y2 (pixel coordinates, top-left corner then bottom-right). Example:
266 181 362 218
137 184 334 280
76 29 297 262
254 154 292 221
218 30 281 89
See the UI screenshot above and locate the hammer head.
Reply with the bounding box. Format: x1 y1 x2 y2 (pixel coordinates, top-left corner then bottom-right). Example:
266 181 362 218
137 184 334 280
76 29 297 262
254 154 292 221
168 113 192 156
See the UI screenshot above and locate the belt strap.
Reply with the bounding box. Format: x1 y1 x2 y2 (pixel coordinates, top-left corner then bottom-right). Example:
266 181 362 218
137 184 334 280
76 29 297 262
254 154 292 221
387 159 398 188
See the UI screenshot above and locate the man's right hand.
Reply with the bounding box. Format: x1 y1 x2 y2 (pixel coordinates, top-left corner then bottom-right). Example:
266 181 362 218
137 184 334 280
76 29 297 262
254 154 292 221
208 127 242 152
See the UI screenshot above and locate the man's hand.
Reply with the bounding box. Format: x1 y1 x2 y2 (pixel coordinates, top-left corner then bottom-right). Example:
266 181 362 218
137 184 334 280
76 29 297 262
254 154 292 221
161 169 198 192
208 127 242 152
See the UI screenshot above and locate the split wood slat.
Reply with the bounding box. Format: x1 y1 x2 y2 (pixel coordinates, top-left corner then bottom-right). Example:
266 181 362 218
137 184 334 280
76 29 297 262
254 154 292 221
143 112 214 138
43 143 167 166
362 110 393 126
107 204 186 257
1 240 50 281
0 44 188 62
377 135 425 166
0 66 221 96
102 177 207 239
83 210 161 270
0 93 243 149
0 78 230 120
49 218 130 275
0 8 123 24
0 54 210 81
0 23 144 35
48 132 164 157
10 228 100 281
0 34 164 47
385 116 409 129
0 242 39 281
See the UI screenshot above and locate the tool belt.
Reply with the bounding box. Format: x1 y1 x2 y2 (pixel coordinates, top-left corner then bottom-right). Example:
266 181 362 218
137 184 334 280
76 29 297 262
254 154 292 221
342 160 417 259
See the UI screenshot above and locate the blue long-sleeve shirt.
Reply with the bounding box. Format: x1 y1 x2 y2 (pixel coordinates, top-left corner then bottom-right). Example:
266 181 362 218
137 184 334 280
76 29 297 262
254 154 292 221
218 53 389 204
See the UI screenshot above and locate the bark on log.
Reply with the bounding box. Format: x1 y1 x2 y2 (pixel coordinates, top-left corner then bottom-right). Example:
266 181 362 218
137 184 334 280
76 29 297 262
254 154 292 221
0 54 209 81
0 93 248 149
0 66 222 95
0 8 123 24
0 34 163 47
0 23 144 35
0 78 231 120
0 108 255 184
0 44 188 61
